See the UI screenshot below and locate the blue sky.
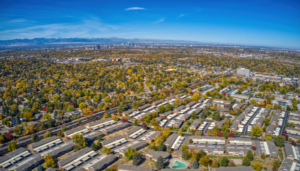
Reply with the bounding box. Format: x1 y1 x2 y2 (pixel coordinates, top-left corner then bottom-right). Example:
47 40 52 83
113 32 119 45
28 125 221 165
0 0 300 49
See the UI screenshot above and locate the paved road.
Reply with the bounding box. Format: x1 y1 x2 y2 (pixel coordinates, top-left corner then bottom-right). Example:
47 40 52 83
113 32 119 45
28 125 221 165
279 111 289 136
242 107 261 136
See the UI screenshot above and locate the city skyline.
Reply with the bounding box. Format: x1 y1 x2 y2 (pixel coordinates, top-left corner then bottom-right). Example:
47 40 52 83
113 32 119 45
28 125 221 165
0 0 300 49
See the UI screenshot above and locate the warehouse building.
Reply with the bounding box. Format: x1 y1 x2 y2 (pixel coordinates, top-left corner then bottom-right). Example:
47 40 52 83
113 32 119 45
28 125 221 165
138 131 162 143
228 137 252 146
64 125 90 138
255 141 278 157
5 154 43 171
0 147 32 169
123 126 146 139
100 123 130 135
86 118 116 130
114 141 148 156
226 145 254 156
101 135 128 149
187 144 225 155
190 136 226 145
57 147 98 171
82 154 118 171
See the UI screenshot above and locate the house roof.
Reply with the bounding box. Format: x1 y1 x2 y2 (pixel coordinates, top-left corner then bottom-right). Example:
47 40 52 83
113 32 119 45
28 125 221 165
230 122 239 130
266 125 275 133
57 147 94 167
279 159 296 171
212 166 254 171
28 136 60 150
146 150 170 160
101 135 125 146
190 119 201 128
217 121 223 129
235 114 245 122
117 164 155 171
164 133 178 147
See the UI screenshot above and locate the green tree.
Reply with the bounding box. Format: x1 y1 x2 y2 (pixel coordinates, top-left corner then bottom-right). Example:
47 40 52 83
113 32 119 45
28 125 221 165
44 131 52 139
252 126 262 137
181 144 188 151
62 125 68 132
252 162 262 171
0 135 5 143
274 136 286 147
8 141 18 152
182 149 189 160
156 156 164 170
246 150 253 161
37 165 44 171
229 160 235 167
212 160 219 168
199 155 210 166
44 155 55 168
103 147 111 154
31 134 37 142
132 153 141 166
219 157 229 167
71 133 87 150
191 111 197 119
261 152 265 159
272 160 280 171
192 160 199 169
242 158 250 166
158 142 166 151
125 147 136 159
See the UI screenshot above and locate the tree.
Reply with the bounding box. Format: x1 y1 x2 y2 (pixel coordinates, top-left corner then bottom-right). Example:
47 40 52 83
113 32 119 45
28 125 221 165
228 133 235 137
192 160 199 169
264 118 270 125
261 152 265 159
182 149 189 160
156 156 164 169
212 160 219 168
191 111 197 119
158 142 166 151
220 157 229 167
44 131 52 139
242 158 250 166
272 160 280 171
37 165 44 171
178 130 183 136
5 132 13 140
181 144 188 151
132 153 141 166
16 115 21 125
57 130 63 137
31 134 37 142
266 136 272 141
125 147 136 159
199 155 210 166
252 162 262 171
274 136 286 147
79 102 87 109
44 155 55 168
62 125 68 132
91 143 98 151
195 131 202 136
290 122 295 128
141 122 147 129
229 160 235 167
252 126 262 137
23 111 33 121
246 150 253 161
72 133 87 150
291 140 296 146
103 147 111 154
0 135 5 143
8 141 18 152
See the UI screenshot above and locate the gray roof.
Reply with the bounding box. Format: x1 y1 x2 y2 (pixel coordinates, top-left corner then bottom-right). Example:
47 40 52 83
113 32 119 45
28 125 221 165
123 109 136 114
160 111 173 117
266 141 278 156
212 166 254 171
117 164 155 171
228 137 252 143
86 118 113 128
57 147 94 167
85 154 118 171
235 114 245 122
152 100 163 105
138 104 151 110
280 159 298 171
138 131 162 142
174 105 185 111
187 144 225 152
164 133 178 147
230 122 239 130
275 109 281 115
102 135 125 146
101 123 130 133
28 136 60 149
256 117 264 126
84 131 105 140
45 168 58 171
0 147 29 164
40 142 75 157
194 108 203 114
114 141 148 154
284 143 295 159
186 101 196 107
266 124 275 134
7 154 43 171
271 116 279 124
123 126 143 137
64 125 87 136
146 150 170 160
190 119 201 129
225 145 254 154
191 136 226 141
217 121 223 129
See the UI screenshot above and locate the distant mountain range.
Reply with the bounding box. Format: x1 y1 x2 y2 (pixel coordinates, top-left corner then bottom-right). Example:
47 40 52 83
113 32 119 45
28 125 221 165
0 37 202 46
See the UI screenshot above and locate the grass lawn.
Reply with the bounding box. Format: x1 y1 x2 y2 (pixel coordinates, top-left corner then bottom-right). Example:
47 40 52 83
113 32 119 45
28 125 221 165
278 147 284 161
141 159 156 169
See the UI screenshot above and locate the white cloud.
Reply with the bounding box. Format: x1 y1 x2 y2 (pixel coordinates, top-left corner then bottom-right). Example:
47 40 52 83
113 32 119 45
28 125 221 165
0 18 119 40
125 7 145 11
153 18 165 24
178 14 186 18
